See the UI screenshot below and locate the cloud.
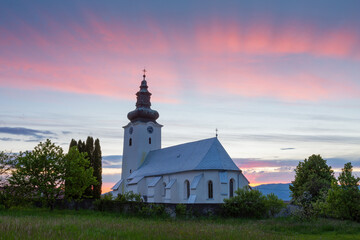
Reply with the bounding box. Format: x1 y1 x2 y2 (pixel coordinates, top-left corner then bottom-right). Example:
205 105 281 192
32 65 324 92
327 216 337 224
281 148 295 150
1 4 360 102
229 133 360 144
102 155 122 168
0 137 21 142
0 127 55 140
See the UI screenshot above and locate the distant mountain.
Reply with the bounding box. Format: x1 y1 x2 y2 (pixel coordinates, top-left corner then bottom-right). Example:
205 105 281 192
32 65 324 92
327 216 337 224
254 183 291 201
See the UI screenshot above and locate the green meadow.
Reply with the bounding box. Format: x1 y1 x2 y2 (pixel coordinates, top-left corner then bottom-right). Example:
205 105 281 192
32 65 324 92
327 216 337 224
1 208 360 240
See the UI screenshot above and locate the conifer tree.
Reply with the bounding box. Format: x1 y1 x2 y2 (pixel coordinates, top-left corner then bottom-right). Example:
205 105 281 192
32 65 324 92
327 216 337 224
69 139 77 151
68 137 102 199
93 138 102 199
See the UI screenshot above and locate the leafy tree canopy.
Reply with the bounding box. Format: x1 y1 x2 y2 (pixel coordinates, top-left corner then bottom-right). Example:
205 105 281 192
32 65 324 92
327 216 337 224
8 139 97 209
65 146 98 201
324 162 360 221
290 154 335 204
0 151 16 188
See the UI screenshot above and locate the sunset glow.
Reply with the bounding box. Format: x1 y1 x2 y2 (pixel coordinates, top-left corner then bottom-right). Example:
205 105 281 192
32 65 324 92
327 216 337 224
1 1 360 192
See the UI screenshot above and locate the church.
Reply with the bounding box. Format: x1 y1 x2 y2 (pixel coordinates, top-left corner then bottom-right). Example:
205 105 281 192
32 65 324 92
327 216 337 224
111 73 249 203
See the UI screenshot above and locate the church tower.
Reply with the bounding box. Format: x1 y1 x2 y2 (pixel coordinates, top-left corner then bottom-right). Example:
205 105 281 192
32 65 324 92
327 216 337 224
121 71 162 183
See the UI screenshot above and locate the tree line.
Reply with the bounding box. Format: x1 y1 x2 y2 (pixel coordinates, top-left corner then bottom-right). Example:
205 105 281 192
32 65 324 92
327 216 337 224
0 137 102 210
217 154 360 221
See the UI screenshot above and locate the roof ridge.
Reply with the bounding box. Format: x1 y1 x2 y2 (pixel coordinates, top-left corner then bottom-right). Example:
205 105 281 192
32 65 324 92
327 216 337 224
149 137 217 153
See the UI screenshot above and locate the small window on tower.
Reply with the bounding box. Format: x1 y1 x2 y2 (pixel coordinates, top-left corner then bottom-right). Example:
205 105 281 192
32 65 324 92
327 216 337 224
129 138 132 146
149 137 151 144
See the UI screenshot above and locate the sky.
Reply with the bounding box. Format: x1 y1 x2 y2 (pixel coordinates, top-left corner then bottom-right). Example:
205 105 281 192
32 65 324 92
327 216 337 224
1 0 360 193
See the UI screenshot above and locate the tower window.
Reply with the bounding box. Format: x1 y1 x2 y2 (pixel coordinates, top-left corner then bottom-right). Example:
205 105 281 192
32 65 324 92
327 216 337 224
129 138 132 146
149 137 151 144
208 180 213 199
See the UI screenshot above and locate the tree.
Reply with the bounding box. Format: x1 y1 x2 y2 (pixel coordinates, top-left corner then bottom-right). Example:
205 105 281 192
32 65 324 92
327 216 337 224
93 138 102 199
9 140 66 209
0 151 15 188
9 139 97 209
290 154 335 204
325 162 360 221
64 146 98 201
68 137 102 199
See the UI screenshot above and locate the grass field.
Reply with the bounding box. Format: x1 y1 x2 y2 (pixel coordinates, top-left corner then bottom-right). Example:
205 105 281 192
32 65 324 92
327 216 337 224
1 208 360 239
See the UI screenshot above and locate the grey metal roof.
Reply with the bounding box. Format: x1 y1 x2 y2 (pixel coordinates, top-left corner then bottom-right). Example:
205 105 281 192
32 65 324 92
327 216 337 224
128 137 240 179
111 179 123 190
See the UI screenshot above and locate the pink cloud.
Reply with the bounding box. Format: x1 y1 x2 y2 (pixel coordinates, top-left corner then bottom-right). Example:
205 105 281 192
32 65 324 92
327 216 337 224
0 14 359 102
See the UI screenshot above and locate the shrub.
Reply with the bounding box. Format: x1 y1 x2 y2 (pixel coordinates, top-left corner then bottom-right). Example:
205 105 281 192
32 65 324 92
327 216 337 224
101 192 114 200
223 186 285 218
175 204 187 218
139 204 167 218
115 191 143 203
265 193 286 217
223 187 267 218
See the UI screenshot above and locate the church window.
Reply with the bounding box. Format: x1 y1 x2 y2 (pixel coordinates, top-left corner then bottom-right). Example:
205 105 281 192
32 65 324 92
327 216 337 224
129 138 132 146
229 179 234 197
184 180 190 199
208 181 213 199
149 137 151 144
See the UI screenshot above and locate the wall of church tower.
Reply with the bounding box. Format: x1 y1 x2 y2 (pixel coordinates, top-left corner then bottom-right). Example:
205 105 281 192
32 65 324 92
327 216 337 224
121 121 162 181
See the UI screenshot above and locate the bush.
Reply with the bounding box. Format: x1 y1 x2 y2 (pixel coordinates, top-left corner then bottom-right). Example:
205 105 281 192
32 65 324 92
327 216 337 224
175 204 187 218
223 187 285 218
115 191 143 203
101 192 114 200
223 187 266 218
139 204 167 218
265 193 286 217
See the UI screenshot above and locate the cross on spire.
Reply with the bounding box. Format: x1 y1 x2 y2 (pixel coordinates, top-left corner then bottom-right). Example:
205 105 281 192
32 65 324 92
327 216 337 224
216 128 218 138
143 68 147 80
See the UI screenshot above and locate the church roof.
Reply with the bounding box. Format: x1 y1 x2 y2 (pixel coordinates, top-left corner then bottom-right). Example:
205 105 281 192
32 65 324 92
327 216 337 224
128 137 241 179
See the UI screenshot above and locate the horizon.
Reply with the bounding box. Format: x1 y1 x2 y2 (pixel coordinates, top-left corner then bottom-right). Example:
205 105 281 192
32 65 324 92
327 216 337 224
1 0 359 193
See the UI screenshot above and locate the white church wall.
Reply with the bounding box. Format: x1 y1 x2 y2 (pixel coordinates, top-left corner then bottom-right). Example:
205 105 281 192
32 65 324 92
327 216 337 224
121 121 162 183
146 176 163 203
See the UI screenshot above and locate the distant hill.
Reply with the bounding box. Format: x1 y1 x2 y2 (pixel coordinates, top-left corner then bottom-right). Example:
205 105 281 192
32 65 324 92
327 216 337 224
254 183 291 201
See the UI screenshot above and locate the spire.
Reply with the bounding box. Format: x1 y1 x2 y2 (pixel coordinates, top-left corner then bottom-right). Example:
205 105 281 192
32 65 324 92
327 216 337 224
127 70 159 123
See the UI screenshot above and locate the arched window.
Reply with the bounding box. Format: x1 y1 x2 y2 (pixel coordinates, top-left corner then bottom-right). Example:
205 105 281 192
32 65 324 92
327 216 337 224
208 180 213 199
129 138 132 146
229 179 235 197
162 182 166 197
149 137 152 144
184 180 190 199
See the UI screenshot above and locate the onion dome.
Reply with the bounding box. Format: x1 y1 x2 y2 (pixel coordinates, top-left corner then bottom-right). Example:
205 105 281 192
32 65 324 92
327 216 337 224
127 71 159 123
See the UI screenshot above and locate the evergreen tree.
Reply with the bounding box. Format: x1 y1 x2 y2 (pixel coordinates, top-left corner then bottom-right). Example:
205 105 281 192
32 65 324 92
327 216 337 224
69 139 77 151
93 138 102 199
67 136 102 199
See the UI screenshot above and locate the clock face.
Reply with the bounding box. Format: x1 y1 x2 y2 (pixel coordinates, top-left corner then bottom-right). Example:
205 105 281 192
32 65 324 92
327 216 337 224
129 127 133 134
147 126 153 134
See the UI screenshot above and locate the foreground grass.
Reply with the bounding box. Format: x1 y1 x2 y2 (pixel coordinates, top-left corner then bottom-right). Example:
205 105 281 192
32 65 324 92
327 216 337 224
1 209 360 239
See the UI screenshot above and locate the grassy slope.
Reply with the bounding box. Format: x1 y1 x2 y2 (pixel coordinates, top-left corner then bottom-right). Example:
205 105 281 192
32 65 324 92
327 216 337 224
0 209 360 240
